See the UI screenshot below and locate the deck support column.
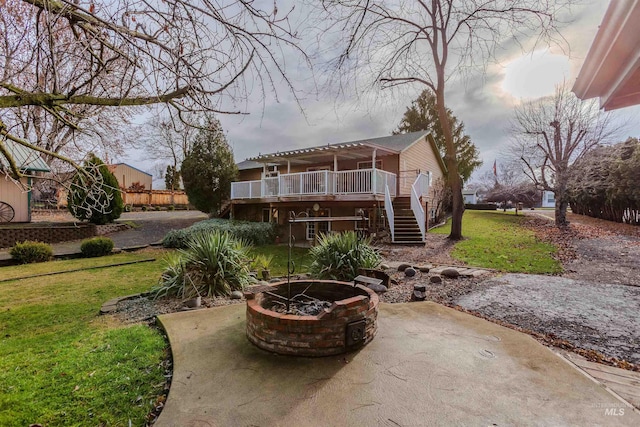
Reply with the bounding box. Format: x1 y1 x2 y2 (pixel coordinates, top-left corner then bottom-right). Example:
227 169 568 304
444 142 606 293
371 149 377 194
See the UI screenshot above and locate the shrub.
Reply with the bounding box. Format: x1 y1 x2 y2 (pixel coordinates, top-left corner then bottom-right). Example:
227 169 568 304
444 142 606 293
10 241 53 264
308 231 381 281
67 153 124 224
80 237 114 258
162 218 276 248
152 231 254 298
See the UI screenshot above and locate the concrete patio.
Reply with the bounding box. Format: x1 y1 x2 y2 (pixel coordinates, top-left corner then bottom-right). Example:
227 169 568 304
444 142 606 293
156 302 638 426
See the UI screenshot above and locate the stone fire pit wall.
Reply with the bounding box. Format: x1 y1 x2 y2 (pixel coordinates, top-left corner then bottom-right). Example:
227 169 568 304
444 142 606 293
246 280 379 357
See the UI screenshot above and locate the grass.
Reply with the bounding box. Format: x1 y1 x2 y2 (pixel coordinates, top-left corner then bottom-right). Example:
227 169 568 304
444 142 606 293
250 245 312 277
0 252 168 426
431 210 561 274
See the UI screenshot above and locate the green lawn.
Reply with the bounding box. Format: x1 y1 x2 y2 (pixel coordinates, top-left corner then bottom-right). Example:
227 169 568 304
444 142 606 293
250 245 312 277
0 252 168 426
431 210 561 274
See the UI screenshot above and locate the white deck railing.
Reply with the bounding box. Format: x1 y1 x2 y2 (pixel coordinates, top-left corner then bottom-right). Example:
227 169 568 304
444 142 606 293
231 168 397 199
410 173 430 241
385 184 395 243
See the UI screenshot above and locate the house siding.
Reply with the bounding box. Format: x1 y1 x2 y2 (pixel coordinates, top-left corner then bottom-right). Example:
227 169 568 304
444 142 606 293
0 177 31 222
398 137 445 206
110 164 153 190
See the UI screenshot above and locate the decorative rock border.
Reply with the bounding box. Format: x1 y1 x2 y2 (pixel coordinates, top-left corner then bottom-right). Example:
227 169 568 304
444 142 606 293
100 292 149 314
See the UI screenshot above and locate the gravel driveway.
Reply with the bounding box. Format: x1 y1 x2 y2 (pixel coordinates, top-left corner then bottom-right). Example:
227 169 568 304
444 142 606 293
455 274 640 363
110 210 208 247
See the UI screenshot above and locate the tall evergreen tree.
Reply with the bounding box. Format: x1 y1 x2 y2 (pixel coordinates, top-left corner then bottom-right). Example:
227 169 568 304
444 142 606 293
181 116 237 214
394 89 482 184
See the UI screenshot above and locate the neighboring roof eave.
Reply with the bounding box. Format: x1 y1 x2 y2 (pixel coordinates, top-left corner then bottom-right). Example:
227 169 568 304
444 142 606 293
573 1 640 110
0 140 51 173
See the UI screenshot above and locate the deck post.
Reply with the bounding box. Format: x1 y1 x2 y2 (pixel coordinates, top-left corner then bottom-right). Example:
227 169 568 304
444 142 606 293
371 149 377 194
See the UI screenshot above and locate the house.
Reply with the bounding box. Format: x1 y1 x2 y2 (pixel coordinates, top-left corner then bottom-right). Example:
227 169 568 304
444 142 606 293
462 188 478 205
573 1 640 110
0 141 51 222
541 191 555 208
108 163 153 191
230 131 447 244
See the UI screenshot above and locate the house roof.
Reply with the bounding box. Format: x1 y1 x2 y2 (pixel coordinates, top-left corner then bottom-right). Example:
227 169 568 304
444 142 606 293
237 160 278 171
244 131 447 172
573 1 640 110
109 162 152 177
0 140 50 173
462 189 477 195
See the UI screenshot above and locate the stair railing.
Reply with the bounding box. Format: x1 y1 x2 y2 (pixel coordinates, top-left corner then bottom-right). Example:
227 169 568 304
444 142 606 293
410 173 430 241
384 184 395 243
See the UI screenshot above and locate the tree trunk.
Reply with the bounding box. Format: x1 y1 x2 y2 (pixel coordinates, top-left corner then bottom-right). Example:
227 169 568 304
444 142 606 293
554 179 569 227
435 88 463 240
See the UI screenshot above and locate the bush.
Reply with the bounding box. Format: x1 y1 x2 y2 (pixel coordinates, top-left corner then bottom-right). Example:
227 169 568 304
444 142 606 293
308 231 381 281
67 153 123 225
162 218 276 248
80 237 114 258
10 241 53 264
152 231 254 298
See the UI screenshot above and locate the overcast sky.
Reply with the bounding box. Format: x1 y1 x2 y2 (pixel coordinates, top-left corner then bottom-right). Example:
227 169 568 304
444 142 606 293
120 0 640 188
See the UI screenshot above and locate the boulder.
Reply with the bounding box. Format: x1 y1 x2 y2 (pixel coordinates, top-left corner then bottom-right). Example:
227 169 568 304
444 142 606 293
230 290 244 300
441 268 460 278
397 263 412 272
418 266 431 273
379 263 390 270
414 284 426 292
430 275 442 284
412 290 427 301
367 283 388 293
404 267 417 278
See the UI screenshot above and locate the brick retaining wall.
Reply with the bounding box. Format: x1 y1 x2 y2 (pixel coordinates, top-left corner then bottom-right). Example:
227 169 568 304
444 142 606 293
0 223 129 248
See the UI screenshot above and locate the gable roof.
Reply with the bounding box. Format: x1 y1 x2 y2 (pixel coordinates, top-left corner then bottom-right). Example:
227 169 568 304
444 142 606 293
0 140 50 173
109 162 152 177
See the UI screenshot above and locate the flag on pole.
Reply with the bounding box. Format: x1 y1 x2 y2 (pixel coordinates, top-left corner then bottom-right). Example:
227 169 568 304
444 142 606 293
493 160 497 176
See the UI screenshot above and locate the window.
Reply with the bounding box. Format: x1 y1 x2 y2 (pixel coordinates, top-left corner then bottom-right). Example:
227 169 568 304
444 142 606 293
547 192 555 203
357 160 383 169
262 208 270 223
306 208 330 240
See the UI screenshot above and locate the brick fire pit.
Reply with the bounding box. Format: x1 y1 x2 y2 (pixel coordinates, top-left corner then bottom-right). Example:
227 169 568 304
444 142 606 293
245 280 379 357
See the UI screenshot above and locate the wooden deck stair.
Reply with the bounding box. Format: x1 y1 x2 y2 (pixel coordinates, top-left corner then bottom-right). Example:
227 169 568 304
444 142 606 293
391 196 424 245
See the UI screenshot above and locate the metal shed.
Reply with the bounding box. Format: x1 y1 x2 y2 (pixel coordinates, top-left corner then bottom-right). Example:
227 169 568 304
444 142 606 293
0 141 51 222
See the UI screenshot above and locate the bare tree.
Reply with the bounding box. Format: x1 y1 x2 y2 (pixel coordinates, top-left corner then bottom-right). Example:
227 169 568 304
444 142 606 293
141 111 199 189
510 84 617 226
313 0 573 239
0 0 306 183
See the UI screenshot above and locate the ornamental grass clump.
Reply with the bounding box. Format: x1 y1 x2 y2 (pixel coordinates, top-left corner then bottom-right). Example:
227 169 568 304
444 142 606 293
308 231 381 281
152 231 254 299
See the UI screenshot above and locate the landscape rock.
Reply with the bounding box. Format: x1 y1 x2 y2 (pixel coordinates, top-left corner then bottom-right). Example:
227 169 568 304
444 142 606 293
412 290 427 301
430 275 442 284
418 266 430 273
230 290 243 300
367 283 388 293
380 263 390 270
414 284 426 292
441 268 460 278
404 267 417 277
397 263 411 272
